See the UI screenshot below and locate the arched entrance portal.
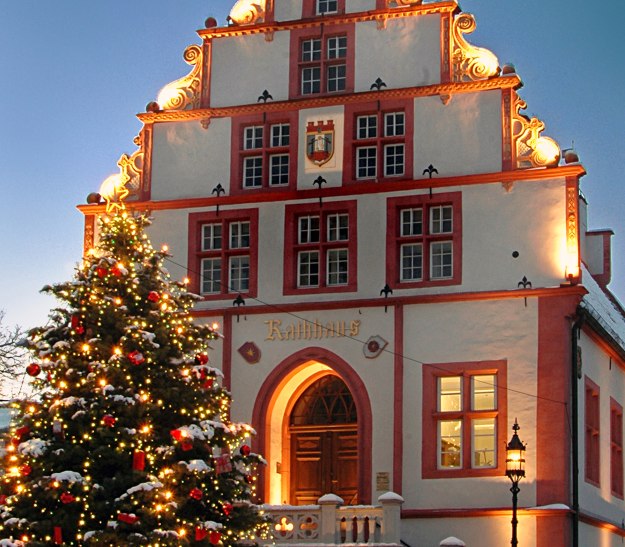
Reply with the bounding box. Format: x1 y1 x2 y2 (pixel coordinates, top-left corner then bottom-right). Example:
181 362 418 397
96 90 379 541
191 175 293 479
288 375 358 505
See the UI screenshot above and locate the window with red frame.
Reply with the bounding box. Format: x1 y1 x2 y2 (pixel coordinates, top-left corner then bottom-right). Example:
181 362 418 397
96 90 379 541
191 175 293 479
422 361 506 479
344 100 413 184
290 25 354 99
302 0 344 16
284 202 357 294
386 193 461 288
188 211 258 299
585 377 600 486
241 122 291 189
611 398 623 498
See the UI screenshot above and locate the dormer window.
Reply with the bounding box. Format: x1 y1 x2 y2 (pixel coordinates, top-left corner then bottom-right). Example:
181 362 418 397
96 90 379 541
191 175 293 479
317 0 338 14
302 0 345 17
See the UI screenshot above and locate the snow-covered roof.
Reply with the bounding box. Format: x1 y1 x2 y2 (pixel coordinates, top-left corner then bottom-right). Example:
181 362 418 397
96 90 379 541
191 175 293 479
580 264 625 356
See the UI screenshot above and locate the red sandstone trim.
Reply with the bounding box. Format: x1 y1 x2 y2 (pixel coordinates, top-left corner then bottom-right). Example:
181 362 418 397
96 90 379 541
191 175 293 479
393 304 404 493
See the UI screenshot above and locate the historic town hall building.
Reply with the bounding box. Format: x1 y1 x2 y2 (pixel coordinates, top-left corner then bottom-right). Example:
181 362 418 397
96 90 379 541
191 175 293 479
80 1 625 545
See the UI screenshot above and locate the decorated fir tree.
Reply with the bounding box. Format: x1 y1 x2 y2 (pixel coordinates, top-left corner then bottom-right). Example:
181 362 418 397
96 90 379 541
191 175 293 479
0 211 268 546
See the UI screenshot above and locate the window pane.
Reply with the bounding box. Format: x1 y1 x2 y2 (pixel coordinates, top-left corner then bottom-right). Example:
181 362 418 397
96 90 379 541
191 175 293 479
400 208 422 237
439 420 462 469
327 249 348 285
271 124 290 147
298 251 319 287
243 156 262 188
230 221 250 249
317 0 338 15
244 126 263 150
302 66 321 94
201 224 222 251
356 147 377 179
400 243 422 281
270 154 289 186
472 375 496 410
431 205 453 234
200 258 221 294
327 63 346 92
327 36 347 59
472 418 496 468
384 144 404 176
431 241 453 279
299 216 320 244
384 112 405 137
357 115 377 139
439 376 462 412
229 256 250 292
327 213 348 241
302 39 321 61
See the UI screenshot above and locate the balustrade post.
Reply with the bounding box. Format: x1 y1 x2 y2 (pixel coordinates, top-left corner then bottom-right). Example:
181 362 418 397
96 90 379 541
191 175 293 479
318 493 343 544
378 492 404 545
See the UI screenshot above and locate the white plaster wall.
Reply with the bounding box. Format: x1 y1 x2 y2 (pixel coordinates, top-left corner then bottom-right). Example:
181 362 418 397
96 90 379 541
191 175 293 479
346 0 376 13
577 331 625 524
355 16 441 92
298 106 345 189
584 233 606 276
256 204 286 303
461 178 568 291
151 118 231 200
401 514 537 547
580 522 624 547
210 32 291 107
273 0 303 21
401 298 539 509
145 209 191 281
413 90 502 176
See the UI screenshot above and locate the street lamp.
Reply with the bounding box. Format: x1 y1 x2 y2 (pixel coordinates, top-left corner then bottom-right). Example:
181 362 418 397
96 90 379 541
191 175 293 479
506 419 526 547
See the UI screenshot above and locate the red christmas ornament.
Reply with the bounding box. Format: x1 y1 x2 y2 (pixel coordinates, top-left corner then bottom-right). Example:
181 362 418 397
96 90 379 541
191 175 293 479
26 363 41 377
54 526 63 545
75 325 85 335
189 487 203 500
209 531 222 545
60 492 75 504
195 527 208 541
170 429 183 441
118 513 140 524
222 502 233 516
240 445 251 456
0 495 7 505
102 415 116 427
111 265 123 277
181 440 193 452
128 351 145 365
202 379 214 390
15 426 30 440
96 267 108 278
133 450 145 471
214 454 232 474
20 464 32 476
147 291 160 302
195 353 209 365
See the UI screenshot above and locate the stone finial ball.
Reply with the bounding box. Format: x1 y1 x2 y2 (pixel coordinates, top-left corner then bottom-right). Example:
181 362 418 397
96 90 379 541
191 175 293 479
86 192 101 204
205 17 218 28
146 101 161 113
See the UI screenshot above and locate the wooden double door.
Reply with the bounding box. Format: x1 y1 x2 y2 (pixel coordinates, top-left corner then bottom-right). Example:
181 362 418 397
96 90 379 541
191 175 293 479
288 375 358 505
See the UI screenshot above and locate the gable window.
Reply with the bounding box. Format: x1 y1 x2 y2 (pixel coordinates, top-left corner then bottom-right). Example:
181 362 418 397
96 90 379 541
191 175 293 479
289 25 355 99
344 100 413 184
611 398 623 498
386 193 461 288
423 361 507 479
188 210 258 300
284 201 357 294
231 113 298 194
585 377 600 486
302 0 345 17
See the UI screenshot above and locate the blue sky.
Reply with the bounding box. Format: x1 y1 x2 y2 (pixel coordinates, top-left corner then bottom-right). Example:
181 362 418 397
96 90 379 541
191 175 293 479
1 0 624 331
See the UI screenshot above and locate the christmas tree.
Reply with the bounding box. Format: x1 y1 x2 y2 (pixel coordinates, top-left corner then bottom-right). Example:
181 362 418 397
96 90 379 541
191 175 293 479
0 211 268 546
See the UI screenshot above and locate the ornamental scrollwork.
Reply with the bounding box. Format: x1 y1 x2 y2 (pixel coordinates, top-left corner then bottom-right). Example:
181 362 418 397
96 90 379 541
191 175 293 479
117 147 144 200
451 13 499 82
229 0 266 25
511 92 560 168
156 44 203 111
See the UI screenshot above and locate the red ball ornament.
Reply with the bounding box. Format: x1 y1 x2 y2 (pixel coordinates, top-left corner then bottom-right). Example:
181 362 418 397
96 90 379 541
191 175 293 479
96 267 108 278
15 426 30 440
170 429 183 441
0 495 7 505
181 440 193 452
240 445 251 456
128 351 145 365
102 415 116 427
222 502 233 516
60 492 75 504
26 363 41 377
20 464 32 476
75 325 85 335
202 379 214 390
195 353 209 365
111 265 123 277
189 487 203 500
147 291 160 302
209 531 222 545
118 513 140 524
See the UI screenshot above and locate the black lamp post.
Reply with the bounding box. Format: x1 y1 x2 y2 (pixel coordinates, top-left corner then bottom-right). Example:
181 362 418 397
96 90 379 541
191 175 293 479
506 419 526 547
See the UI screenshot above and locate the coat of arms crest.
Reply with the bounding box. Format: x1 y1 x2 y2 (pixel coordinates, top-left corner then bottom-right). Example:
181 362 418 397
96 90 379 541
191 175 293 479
306 120 335 166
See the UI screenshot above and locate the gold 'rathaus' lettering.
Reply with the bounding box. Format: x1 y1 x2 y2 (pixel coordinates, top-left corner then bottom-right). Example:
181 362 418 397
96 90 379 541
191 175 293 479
265 319 361 341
